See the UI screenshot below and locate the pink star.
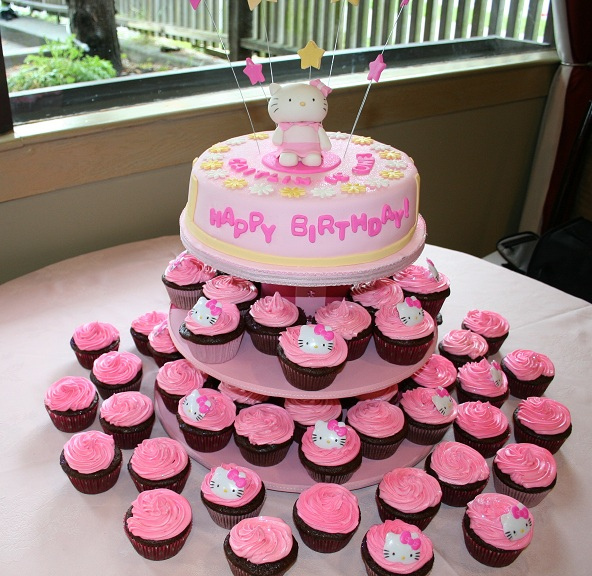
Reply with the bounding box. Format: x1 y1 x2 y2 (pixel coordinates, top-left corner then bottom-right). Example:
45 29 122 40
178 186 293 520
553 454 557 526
243 58 265 85
367 54 387 82
188 0 201 9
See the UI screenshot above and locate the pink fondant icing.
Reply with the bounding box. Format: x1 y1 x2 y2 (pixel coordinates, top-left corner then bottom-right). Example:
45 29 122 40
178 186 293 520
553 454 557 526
300 424 361 466
100 391 153 427
516 397 571 435
296 483 359 533
131 310 167 335
462 310 509 338
374 301 435 340
455 401 509 438
440 329 488 359
249 291 300 327
177 388 236 431
201 463 263 508
72 321 119 351
399 387 457 425
203 274 257 304
502 349 554 381
314 299 371 340
410 353 457 389
346 400 405 438
229 516 294 564
283 397 342 426
183 299 241 336
130 438 188 481
148 320 178 354
233 404 294 445
378 468 442 513
429 441 489 485
494 443 556 488
350 277 404 310
392 263 450 294
278 325 348 368
458 359 509 396
92 351 142 385
63 430 116 474
164 250 216 285
156 359 206 396
45 376 97 411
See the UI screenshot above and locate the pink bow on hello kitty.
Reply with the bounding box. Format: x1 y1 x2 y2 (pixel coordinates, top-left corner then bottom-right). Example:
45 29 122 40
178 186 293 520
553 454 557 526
405 297 422 309
400 531 421 551
206 299 221 316
310 78 332 97
196 395 212 414
327 419 347 436
227 468 247 488
511 505 529 519
314 324 334 341
435 387 449 398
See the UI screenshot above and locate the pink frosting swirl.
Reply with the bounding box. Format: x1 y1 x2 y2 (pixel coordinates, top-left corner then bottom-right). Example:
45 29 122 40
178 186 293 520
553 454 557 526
177 388 236 431
45 376 97 411
126 488 192 540
411 354 457 389
458 359 508 396
249 292 299 327
278 325 348 368
440 329 488 359
399 387 457 425
463 310 509 338
455 401 509 438
148 320 178 354
378 468 442 513
516 397 571 434
466 493 534 550
229 516 294 564
350 277 403 309
347 400 405 438
314 299 371 340
183 299 241 336
203 274 257 304
131 310 167 336
356 384 398 402
392 263 450 293
300 424 361 466
100 391 153 427
494 443 556 488
164 250 217 285
63 430 116 474
234 404 294 444
365 519 433 573
283 398 342 426
502 349 554 381
429 441 489 485
130 437 188 480
72 321 119 351
296 483 360 534
374 302 435 340
156 359 206 396
219 382 269 405
92 351 142 385
201 463 263 508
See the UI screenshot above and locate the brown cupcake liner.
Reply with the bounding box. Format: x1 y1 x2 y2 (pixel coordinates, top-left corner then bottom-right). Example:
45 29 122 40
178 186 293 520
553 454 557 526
178 418 234 452
179 322 245 364
45 394 99 433
502 364 553 399
438 343 485 370
345 419 408 460
154 383 185 413
60 447 122 494
375 487 441 530
277 349 344 391
128 459 191 494
453 422 510 458
461 323 508 356
512 408 571 454
234 432 293 467
99 413 155 450
402 287 450 319
129 328 152 356
90 369 143 400
400 411 451 446
492 467 552 507
147 343 184 368
373 330 433 366
223 534 298 576
345 333 372 361
249 331 281 355
298 446 362 485
455 382 508 409
201 486 266 529
70 337 120 370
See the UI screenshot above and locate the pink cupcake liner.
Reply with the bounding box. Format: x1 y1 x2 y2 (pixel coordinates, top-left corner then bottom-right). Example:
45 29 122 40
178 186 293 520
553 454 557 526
373 332 433 366
46 397 99 433
492 470 552 507
164 285 203 310
184 334 243 364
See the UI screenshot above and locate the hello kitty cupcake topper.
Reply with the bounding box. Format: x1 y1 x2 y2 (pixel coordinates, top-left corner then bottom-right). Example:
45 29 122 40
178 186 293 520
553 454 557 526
501 504 532 541
297 324 335 355
431 387 454 416
191 296 221 326
396 296 425 326
383 530 422 564
182 389 212 422
312 419 348 449
209 466 247 500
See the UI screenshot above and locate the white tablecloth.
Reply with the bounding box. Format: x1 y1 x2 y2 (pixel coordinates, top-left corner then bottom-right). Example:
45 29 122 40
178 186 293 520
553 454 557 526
1 236 590 575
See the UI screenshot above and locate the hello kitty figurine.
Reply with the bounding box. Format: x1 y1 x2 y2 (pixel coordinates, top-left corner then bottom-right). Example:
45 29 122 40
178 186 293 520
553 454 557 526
311 419 347 449
190 296 221 327
182 389 212 422
209 466 247 500
431 387 454 416
297 324 335 355
501 505 532 541
268 80 332 167
396 296 425 326
383 531 422 564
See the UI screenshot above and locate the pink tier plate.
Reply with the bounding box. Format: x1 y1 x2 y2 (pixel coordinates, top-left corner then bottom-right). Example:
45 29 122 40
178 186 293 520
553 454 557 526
179 213 427 286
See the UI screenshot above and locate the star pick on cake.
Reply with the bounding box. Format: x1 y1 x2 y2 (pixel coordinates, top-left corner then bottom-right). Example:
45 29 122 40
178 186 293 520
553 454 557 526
243 58 265 85
247 0 277 10
367 54 387 82
298 40 325 70
188 0 201 9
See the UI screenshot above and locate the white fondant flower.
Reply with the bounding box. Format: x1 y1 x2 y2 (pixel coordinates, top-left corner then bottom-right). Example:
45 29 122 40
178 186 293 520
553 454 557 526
310 186 337 198
250 182 274 196
226 137 246 146
206 169 229 180
328 131 349 140
386 160 408 170
364 177 390 189
205 154 224 162
371 142 394 152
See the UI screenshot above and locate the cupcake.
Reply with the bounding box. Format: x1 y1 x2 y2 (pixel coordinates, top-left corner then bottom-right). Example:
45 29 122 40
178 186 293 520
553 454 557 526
219 382 270 412
453 401 510 457
424 441 489 507
245 291 306 355
162 250 217 309
361 519 435 576
277 324 348 391
512 396 572 453
461 309 509 356
314 299 373 360
283 397 343 443
345 400 408 460
223 516 298 576
90 350 143 400
128 437 191 493
99 391 155 449
177 388 236 452
201 463 266 528
399 353 457 396
375 468 442 530
60 430 122 494
233 404 294 467
130 310 167 356
438 329 488 369
147 319 183 367
373 297 435 365
493 443 557 506
70 321 120 369
179 296 245 364
124 488 192 561
293 483 360 553
349 277 404 315
154 358 207 413
501 349 555 398
203 274 259 315
463 493 533 567
456 359 509 408
298 419 362 484
44 376 99 432
399 386 457 445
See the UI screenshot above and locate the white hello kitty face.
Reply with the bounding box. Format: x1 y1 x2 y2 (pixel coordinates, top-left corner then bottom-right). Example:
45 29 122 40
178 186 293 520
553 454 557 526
209 466 246 500
311 419 347 450
182 389 212 422
501 505 532 541
396 297 425 326
190 296 221 327
431 387 454 416
268 82 328 124
383 531 421 564
298 324 335 355
490 361 503 387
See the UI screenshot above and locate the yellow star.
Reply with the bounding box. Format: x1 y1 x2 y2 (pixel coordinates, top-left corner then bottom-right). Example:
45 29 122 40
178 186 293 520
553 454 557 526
298 40 325 70
331 0 360 5
247 0 277 11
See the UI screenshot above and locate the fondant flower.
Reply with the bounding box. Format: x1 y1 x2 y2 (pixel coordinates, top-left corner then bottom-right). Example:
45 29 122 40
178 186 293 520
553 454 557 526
352 136 374 146
364 177 390 189
248 132 269 140
329 131 349 140
310 186 337 199
371 142 394 152
201 159 224 170
379 169 405 180
280 186 306 198
209 144 231 154
224 177 248 189
250 182 274 196
227 137 246 146
341 182 367 194
379 150 402 160
206 169 229 180
386 160 408 170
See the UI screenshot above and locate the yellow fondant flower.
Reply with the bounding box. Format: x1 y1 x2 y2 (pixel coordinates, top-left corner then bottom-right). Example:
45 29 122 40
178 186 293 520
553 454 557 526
209 144 231 153
379 150 402 160
379 169 405 180
248 132 269 140
201 159 224 170
352 136 374 146
280 186 306 198
224 177 248 189
341 183 367 194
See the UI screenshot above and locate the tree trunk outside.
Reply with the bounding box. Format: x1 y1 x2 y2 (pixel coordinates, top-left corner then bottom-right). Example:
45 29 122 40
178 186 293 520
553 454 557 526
67 0 122 73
